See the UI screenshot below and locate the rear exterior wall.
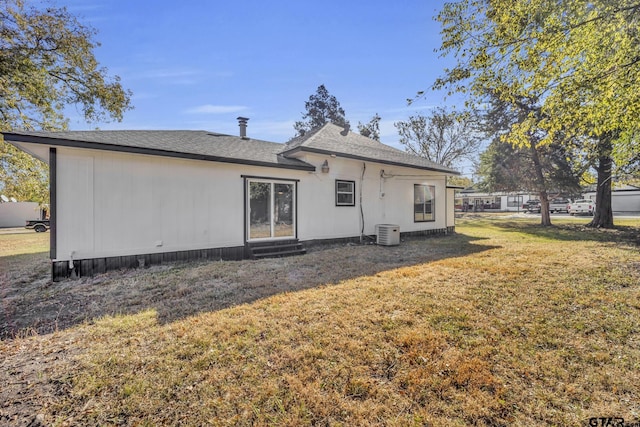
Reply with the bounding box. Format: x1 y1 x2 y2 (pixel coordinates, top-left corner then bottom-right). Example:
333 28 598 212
39 146 453 275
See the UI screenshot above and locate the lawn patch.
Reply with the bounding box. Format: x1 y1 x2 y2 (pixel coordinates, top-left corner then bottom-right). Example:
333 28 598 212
1 217 639 426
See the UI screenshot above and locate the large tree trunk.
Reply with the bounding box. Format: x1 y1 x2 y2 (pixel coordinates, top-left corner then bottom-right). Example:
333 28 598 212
588 142 614 228
530 140 552 226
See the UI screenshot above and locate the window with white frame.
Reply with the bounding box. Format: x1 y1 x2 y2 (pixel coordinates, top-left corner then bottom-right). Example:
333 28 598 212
414 184 435 222
335 180 355 206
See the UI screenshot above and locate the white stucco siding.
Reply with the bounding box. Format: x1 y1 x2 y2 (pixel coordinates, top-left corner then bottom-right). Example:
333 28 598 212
57 150 95 258
295 154 450 240
53 147 453 261
446 188 456 227
296 156 362 240
387 175 448 233
55 147 258 261
92 152 152 253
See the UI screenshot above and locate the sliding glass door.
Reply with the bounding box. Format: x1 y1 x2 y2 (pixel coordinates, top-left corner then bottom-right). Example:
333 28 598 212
248 179 295 240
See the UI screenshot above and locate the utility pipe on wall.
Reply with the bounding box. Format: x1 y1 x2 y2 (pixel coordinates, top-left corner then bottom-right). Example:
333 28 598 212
360 162 366 243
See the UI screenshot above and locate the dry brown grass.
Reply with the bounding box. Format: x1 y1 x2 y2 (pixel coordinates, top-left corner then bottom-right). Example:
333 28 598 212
1 218 639 426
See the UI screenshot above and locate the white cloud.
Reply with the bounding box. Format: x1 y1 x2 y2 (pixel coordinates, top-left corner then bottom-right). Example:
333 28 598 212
184 105 249 114
145 70 199 79
126 68 204 85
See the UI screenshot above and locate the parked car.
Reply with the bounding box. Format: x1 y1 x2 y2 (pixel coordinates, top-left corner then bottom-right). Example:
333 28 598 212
568 199 595 216
25 219 50 232
523 200 541 213
549 198 571 213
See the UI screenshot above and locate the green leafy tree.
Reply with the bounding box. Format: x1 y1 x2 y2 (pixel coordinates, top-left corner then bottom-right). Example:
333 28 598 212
293 84 349 137
434 0 640 228
0 0 132 203
394 107 480 170
475 94 582 224
0 146 48 202
477 140 581 196
477 141 531 194
357 113 381 141
447 175 473 188
617 149 640 186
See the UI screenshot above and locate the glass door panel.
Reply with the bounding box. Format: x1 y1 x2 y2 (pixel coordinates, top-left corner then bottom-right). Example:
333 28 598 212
249 182 271 239
274 183 294 238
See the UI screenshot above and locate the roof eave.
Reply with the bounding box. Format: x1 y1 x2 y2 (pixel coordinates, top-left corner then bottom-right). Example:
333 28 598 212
3 132 316 172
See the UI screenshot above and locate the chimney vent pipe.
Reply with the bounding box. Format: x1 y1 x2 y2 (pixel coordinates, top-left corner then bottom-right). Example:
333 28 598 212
237 117 249 139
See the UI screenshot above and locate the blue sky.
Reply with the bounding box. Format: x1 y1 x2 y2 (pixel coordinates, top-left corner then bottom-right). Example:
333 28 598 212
61 0 469 172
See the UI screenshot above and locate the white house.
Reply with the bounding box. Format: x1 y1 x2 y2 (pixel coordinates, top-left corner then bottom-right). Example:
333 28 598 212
456 189 537 212
3 120 460 280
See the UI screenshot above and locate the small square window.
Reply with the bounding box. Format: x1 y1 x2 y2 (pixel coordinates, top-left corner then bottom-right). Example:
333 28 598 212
336 180 355 206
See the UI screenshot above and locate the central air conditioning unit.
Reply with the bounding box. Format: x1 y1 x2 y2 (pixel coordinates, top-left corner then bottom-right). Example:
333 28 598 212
376 224 400 246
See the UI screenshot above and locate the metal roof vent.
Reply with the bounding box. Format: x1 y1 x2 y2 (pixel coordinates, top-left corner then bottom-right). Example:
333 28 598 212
237 116 249 139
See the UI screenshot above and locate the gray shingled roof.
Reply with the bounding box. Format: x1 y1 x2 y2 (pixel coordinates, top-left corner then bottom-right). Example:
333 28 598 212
3 125 460 174
282 123 459 174
2 130 315 170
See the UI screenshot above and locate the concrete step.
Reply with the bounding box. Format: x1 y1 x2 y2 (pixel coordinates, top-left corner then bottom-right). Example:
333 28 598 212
249 241 307 259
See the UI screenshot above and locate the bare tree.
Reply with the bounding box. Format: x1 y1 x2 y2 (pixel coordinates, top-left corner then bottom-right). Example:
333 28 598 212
394 107 480 169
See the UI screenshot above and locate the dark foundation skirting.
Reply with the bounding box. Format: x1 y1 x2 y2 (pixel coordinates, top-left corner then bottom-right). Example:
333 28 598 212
51 227 455 281
302 226 455 248
51 246 245 281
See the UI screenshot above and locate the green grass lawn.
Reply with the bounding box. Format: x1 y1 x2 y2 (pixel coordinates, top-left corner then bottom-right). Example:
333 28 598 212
0 231 50 291
1 218 639 426
0 231 48 256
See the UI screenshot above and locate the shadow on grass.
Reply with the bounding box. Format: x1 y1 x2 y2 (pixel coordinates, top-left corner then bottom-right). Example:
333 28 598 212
0 233 497 339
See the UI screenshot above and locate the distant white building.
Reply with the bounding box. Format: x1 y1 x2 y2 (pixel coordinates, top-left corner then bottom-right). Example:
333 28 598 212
457 184 640 213
0 201 41 228
455 189 537 212
583 185 640 213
